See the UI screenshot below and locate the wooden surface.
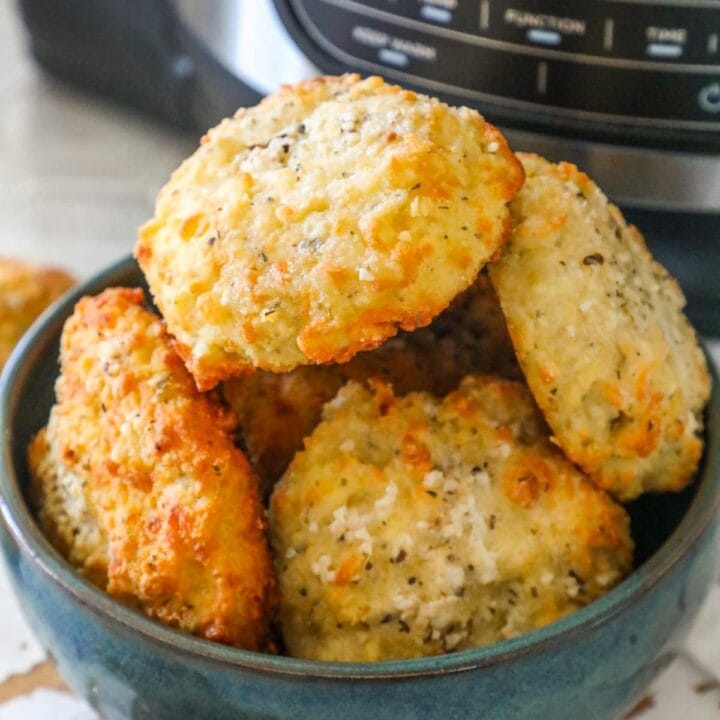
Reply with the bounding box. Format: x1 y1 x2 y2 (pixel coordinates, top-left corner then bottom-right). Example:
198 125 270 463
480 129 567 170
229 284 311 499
0 663 66 704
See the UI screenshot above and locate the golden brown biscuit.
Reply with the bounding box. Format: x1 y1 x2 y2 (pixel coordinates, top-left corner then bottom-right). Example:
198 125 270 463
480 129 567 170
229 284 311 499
29 288 276 650
270 376 632 662
0 258 74 369
224 274 520 492
30 427 109 588
489 154 711 500
137 74 523 389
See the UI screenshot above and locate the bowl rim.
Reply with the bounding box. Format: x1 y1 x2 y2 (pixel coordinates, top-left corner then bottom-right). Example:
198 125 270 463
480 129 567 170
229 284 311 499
1 254 719 680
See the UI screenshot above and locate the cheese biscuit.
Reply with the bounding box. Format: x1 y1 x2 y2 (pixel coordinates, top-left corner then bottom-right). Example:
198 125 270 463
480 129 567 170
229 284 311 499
270 376 632 661
137 75 523 389
30 288 277 650
489 154 711 500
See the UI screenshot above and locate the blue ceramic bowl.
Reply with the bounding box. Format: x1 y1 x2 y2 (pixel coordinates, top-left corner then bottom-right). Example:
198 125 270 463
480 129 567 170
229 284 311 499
1 256 719 720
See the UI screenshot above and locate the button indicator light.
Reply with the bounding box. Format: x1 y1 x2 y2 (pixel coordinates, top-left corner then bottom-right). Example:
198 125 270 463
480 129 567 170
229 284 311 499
527 29 561 46
646 43 683 59
419 6 452 24
378 48 410 67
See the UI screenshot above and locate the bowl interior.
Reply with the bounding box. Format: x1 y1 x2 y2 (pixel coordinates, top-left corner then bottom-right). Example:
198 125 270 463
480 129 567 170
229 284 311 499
1 255 718 677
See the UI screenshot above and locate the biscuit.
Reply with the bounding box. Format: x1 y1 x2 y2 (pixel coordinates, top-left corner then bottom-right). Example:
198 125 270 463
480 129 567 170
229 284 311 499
137 74 523 389
29 288 276 650
489 154 711 500
29 427 109 588
270 376 632 661
0 258 74 369
224 274 520 492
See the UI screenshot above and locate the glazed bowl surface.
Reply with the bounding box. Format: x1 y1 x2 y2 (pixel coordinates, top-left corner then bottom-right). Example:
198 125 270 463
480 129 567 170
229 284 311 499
1 256 718 720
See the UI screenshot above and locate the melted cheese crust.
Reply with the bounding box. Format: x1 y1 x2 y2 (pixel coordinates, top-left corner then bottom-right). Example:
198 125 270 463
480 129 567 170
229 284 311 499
270 376 632 661
30 288 276 650
489 154 711 500
137 74 523 389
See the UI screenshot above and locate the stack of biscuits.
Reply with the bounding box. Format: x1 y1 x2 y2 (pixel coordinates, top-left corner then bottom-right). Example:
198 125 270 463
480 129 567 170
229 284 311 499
29 75 710 662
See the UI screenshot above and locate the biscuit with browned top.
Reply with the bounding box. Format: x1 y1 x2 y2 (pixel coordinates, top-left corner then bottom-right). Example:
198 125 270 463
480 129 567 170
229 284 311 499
489 153 710 500
29 288 276 650
137 74 523 389
270 376 632 661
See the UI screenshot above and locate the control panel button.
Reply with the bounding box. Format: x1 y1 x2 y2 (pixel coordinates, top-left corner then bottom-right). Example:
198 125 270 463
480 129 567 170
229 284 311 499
419 4 452 25
646 43 683 60
526 29 562 47
378 47 409 66
699 83 720 113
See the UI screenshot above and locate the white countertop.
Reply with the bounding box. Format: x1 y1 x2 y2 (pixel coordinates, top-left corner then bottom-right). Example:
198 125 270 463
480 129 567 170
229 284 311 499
0 4 718 719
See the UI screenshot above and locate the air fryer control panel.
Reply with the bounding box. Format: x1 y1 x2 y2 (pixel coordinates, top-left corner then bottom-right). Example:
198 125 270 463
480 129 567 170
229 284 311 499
280 0 720 144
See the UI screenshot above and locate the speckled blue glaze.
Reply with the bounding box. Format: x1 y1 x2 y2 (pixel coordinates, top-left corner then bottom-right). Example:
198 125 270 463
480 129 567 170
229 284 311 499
1 256 718 720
